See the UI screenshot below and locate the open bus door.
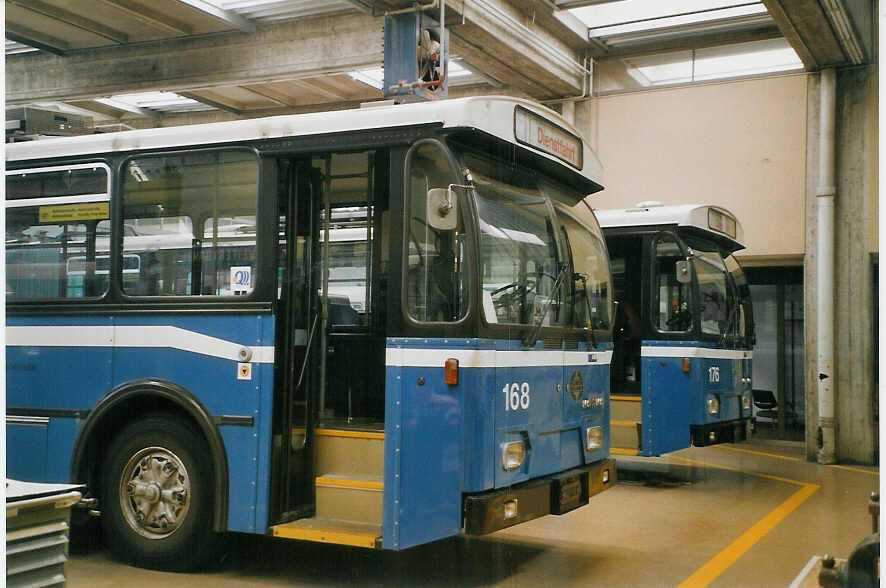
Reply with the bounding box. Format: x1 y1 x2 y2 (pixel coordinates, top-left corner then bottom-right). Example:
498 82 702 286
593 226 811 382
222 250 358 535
271 158 320 523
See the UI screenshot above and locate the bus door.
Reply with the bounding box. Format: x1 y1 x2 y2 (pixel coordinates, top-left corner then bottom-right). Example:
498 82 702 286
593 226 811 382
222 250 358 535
272 158 319 523
312 151 387 429
643 231 694 455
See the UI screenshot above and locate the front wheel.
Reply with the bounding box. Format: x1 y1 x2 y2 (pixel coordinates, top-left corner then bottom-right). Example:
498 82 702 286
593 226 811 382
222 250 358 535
101 413 222 570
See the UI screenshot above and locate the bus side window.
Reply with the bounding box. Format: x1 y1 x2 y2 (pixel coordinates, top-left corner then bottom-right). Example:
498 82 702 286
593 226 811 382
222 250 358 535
405 143 468 323
121 151 258 297
654 234 692 332
6 165 111 301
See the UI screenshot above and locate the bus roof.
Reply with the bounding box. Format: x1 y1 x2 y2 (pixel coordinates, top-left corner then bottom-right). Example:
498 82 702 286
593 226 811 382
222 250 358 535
595 203 745 251
6 96 602 187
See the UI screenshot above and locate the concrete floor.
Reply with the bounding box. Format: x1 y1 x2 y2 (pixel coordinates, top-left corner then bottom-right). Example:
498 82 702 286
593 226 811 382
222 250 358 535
67 440 879 587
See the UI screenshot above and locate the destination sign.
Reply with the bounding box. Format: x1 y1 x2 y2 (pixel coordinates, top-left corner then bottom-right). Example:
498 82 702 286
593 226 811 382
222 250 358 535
707 208 737 238
514 106 582 169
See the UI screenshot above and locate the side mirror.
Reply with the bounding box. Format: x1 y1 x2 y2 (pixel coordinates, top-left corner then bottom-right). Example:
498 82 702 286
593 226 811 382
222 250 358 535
427 187 457 230
676 260 691 284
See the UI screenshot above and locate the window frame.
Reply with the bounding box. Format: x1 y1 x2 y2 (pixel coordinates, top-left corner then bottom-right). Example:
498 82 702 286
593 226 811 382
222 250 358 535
400 138 475 329
649 230 696 337
5 161 113 303
117 147 262 303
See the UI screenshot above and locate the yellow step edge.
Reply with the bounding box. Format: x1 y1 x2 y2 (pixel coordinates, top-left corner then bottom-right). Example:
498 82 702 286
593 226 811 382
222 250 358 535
316 476 383 491
271 523 379 548
611 447 640 456
611 395 642 402
313 428 385 440
611 420 640 427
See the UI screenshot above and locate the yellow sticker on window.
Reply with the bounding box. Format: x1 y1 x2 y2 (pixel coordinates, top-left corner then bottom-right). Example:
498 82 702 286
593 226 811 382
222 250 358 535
39 202 109 223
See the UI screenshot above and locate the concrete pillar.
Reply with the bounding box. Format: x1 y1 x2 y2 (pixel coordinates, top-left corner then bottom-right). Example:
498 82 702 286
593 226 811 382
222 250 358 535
805 65 878 464
559 101 576 126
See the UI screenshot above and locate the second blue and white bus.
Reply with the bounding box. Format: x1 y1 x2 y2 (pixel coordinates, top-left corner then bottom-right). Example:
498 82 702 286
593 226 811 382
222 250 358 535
6 96 616 570
596 203 754 457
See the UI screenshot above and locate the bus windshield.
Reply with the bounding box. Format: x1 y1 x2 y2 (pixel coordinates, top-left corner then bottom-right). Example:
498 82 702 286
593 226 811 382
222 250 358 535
463 153 610 333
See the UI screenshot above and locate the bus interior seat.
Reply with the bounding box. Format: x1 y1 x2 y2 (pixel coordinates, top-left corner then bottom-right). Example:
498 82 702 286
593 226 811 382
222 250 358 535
752 389 778 427
327 295 359 326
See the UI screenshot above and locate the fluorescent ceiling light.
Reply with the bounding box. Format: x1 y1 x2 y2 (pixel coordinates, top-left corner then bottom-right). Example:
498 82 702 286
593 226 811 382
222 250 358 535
348 61 473 90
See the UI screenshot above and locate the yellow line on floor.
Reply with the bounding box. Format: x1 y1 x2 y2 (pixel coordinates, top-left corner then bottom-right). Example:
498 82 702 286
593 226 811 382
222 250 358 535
829 464 880 476
668 455 812 487
666 454 820 588
716 445 801 462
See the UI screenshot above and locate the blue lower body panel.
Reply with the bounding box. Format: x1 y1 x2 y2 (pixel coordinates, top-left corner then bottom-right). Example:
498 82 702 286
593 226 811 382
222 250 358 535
6 314 276 534
383 337 611 550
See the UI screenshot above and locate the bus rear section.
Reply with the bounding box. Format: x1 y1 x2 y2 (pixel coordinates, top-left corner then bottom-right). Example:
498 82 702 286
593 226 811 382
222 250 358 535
598 203 754 457
6 97 615 569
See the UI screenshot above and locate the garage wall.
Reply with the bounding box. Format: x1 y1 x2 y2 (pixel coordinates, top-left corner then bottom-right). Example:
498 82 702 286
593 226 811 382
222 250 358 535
585 73 809 262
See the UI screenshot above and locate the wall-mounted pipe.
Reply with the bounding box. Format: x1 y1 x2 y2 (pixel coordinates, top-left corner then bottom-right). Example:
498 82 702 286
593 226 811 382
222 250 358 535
817 67 836 464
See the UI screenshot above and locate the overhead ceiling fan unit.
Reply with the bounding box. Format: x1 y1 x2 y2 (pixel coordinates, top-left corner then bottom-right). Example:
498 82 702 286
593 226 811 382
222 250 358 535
383 11 449 103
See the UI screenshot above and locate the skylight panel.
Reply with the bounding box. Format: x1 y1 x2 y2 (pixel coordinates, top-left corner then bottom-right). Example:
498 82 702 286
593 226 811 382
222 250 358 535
572 1 767 37
693 39 803 80
97 92 213 113
598 39 803 92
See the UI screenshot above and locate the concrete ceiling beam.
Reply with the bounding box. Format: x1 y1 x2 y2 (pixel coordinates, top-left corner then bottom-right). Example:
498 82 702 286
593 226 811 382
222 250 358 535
8 0 130 45
6 23 70 55
94 0 194 35
446 0 589 98
6 13 385 105
762 0 871 69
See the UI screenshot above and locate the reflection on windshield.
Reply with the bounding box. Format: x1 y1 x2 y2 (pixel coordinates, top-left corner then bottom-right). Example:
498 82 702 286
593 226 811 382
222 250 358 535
469 169 611 334
473 173 563 326
694 251 731 336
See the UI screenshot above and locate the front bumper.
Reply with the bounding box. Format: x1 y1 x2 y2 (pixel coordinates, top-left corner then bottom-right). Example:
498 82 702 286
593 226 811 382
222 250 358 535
691 418 749 447
463 458 617 535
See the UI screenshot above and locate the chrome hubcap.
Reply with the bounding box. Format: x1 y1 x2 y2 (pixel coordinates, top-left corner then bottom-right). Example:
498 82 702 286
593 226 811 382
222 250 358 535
119 446 191 539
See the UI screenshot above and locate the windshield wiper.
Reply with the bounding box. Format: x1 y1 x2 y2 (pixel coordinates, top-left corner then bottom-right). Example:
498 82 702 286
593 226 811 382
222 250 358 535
523 263 568 348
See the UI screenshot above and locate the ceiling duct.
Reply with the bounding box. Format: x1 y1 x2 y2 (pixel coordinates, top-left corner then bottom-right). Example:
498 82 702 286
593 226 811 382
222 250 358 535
7 106 94 140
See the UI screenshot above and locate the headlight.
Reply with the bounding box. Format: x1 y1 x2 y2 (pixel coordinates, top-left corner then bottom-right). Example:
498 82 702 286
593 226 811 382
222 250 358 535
706 394 720 415
501 440 526 471
586 426 603 451
742 394 752 411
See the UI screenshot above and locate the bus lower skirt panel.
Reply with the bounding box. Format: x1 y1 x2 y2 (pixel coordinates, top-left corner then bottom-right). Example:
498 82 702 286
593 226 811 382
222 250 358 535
690 419 748 447
462 458 616 535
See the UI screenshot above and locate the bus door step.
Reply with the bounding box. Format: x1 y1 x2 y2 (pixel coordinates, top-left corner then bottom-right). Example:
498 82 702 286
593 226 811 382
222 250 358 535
611 394 642 454
270 517 381 549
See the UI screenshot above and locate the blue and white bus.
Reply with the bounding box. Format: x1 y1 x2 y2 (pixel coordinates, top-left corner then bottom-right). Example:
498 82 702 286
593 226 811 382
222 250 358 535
596 203 754 457
6 96 616 570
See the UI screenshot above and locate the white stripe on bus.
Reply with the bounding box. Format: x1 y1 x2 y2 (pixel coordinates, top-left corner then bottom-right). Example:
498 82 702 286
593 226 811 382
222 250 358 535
5 193 110 208
385 348 613 368
6 325 275 363
640 346 752 360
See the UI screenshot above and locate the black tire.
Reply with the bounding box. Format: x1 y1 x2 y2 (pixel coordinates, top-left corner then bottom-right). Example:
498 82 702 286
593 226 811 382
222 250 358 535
101 413 223 571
